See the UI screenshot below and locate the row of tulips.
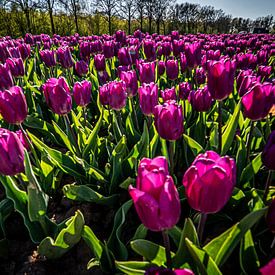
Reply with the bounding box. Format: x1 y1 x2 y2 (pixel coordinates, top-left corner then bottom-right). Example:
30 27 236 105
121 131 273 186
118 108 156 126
0 30 274 274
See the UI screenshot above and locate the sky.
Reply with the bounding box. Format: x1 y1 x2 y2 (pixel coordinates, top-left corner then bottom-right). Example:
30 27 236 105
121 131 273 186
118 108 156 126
178 0 275 19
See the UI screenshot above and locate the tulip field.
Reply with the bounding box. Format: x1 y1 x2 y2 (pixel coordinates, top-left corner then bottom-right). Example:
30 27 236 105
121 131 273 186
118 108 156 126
0 31 275 274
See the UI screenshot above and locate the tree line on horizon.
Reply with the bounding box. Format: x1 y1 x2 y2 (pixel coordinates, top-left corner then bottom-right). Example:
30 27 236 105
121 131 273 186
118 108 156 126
0 0 274 37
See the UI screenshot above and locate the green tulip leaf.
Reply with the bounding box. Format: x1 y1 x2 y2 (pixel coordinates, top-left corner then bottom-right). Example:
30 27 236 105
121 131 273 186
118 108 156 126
183 134 204 157
115 261 156 275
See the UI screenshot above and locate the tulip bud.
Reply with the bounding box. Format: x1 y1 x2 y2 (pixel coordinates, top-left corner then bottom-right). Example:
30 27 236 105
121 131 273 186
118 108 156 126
120 70 138 97
0 64 13 91
262 131 275 171
108 81 127 110
18 43 31 60
79 42 91 60
260 258 275 275
236 70 253 92
0 86 27 124
185 42 201 68
42 77 72 115
194 67 206 85
94 54 106 72
158 61 165 76
118 48 132 66
180 53 187 72
138 82 158 116
207 59 236 100
257 66 272 80
40 49 56 67
179 82 191 100
6 58 24 78
129 156 181 231
166 59 179 80
73 80 91 107
241 82 274 121
154 100 184 141
75 60 88 77
16 130 30 151
183 151 236 213
57 47 74 68
99 83 110 106
143 40 156 61
103 41 115 58
238 75 258 97
189 86 213 112
0 128 25 176
161 87 177 102
139 62 155 84
266 198 275 233
115 30 126 44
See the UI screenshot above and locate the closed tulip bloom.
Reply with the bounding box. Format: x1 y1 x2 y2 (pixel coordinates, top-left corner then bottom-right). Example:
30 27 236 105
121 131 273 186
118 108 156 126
6 58 24 77
73 80 91 107
161 42 172 56
120 70 138 97
40 49 56 67
207 59 236 100
18 43 31 60
161 87 176 102
0 128 25 176
99 83 110 106
185 42 201 68
57 47 74 68
194 67 206 85
183 151 236 213
129 156 181 231
143 40 156 61
94 54 106 71
0 64 13 91
118 47 131 66
258 66 272 80
138 82 158 116
139 62 155 84
108 81 127 110
260 258 275 275
238 75 257 97
7 47 21 58
236 70 253 92
16 130 30 151
129 45 139 64
98 70 109 85
172 40 184 57
180 53 187 72
179 82 191 100
241 82 274 121
103 41 115 58
166 59 179 80
189 86 213 112
79 42 91 60
74 60 88 77
0 86 27 124
266 198 275 233
262 131 275 171
42 77 72 115
154 100 184 141
115 30 126 44
158 60 165 76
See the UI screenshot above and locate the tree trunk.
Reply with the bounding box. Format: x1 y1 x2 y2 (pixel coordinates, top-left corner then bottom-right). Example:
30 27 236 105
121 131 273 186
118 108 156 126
24 9 31 33
157 19 160 34
74 10 79 33
149 16 152 34
128 9 131 35
108 12 111 34
49 7 55 34
140 10 143 32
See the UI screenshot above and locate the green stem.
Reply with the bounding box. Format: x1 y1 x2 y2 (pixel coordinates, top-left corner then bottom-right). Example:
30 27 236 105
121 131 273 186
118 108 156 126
169 140 175 174
130 97 140 132
64 114 80 156
263 170 273 203
198 213 207 243
246 120 255 164
218 101 223 154
162 230 172 270
146 116 152 158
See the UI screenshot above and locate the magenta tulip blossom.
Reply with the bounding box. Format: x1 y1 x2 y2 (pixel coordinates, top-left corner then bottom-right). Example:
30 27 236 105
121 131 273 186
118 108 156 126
138 82 158 116
73 80 91 107
262 131 275 171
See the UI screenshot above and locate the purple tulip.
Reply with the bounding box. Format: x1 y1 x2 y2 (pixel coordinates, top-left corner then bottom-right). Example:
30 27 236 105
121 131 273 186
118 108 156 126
185 42 201 68
0 128 25 176
260 258 275 275
183 151 236 213
16 130 30 151
207 59 236 100
138 82 158 116
262 131 275 171
120 70 138 97
99 83 110 106
266 198 275 234
161 41 172 56
161 87 176 102
40 49 56 67
166 59 179 80
139 62 155 84
118 47 132 66
236 70 253 91
0 86 28 124
180 53 187 72
0 64 13 91
42 77 72 115
194 67 206 85
129 156 181 231
154 100 184 141
75 60 88 77
98 70 109 85
158 61 165 76
103 41 115 58
115 30 126 44
73 80 91 107
94 54 106 72
257 66 272 80
8 47 21 58
143 40 156 61
79 42 91 60
238 75 257 97
179 82 191 100
6 58 25 77
241 82 274 121
57 46 74 69
189 86 213 112
108 81 127 110
18 43 31 60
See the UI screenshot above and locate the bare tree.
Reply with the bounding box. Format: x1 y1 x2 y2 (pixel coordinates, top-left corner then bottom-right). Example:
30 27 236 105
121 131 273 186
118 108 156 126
135 0 145 32
154 0 173 34
41 0 55 34
120 0 136 34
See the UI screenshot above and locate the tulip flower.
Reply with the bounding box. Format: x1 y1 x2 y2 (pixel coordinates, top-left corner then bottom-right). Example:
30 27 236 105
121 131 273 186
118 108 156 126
73 80 91 107
18 43 31 60
154 100 184 141
129 156 181 232
179 82 191 100
115 30 126 44
40 49 56 67
0 64 13 91
241 82 274 121
120 70 138 97
158 60 165 76
0 86 27 124
103 41 115 58
138 82 158 116
99 83 110 106
260 258 275 275
180 53 187 73
236 69 253 92
183 151 236 214
56 46 74 68
16 130 30 151
185 42 201 68
6 58 25 77
238 75 258 97
0 128 25 176
94 54 106 72
266 198 275 233
166 59 179 80
108 81 127 111
118 47 131 66
42 77 72 115
207 59 236 101
194 67 206 85
189 86 213 112
161 87 177 102
143 39 156 61
139 62 155 84
74 60 88 77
